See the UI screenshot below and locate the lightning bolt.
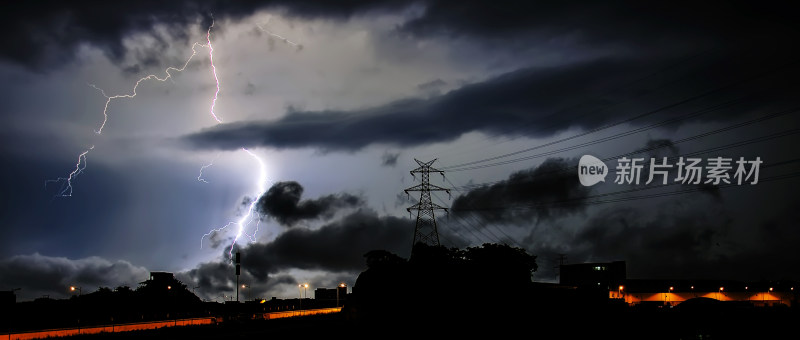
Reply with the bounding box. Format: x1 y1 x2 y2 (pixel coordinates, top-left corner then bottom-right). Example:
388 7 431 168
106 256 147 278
51 21 217 197
51 17 291 261
197 154 219 183
201 148 268 258
198 17 301 259
45 145 95 197
206 21 223 124
52 36 212 197
90 40 212 134
197 21 276 260
256 18 302 50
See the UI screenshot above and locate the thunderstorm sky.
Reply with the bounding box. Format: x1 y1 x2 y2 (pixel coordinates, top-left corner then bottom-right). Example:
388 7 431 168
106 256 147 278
1 1 799 302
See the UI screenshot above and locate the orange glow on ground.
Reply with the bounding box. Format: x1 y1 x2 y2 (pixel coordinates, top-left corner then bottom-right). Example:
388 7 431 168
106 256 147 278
609 290 793 306
4 307 342 340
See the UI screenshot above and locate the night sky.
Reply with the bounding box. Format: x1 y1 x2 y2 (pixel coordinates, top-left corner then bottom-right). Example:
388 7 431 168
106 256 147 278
1 1 799 302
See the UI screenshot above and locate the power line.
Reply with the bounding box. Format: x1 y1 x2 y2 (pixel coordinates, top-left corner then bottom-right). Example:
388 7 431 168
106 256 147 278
440 175 528 249
441 57 800 171
453 168 800 213
432 192 502 245
420 48 723 162
453 155 799 212
429 192 482 245
445 105 799 172
453 125 800 191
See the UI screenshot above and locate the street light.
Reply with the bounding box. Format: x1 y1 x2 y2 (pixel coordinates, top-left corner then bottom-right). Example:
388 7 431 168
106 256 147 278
166 285 176 325
666 286 674 304
69 286 83 332
298 283 309 309
241 284 248 302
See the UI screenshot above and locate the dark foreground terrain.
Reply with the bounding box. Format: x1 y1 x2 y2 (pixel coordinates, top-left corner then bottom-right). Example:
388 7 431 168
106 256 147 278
46 302 799 340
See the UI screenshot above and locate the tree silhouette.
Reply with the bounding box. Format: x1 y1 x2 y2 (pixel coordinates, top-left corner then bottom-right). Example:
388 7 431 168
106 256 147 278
348 243 538 327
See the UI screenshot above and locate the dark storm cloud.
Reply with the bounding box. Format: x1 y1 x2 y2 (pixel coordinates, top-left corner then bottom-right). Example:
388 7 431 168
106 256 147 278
178 208 415 298
181 44 800 152
180 58 663 151
642 139 679 159
177 261 297 301
0 253 149 300
242 209 411 281
2 1 207 71
179 208 418 299
567 202 770 280
632 138 724 201
417 79 447 96
5 1 798 71
256 181 363 226
401 1 799 46
177 261 233 295
526 183 800 282
451 158 590 224
573 206 724 261
381 151 401 167
0 0 408 71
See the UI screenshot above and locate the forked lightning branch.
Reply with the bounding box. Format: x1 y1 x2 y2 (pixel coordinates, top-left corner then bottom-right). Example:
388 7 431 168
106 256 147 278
46 18 294 261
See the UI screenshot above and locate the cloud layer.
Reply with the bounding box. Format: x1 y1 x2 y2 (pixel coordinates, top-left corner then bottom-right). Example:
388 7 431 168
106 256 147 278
181 50 800 153
181 208 413 300
4 1 798 71
451 157 590 224
257 181 363 226
0 253 149 300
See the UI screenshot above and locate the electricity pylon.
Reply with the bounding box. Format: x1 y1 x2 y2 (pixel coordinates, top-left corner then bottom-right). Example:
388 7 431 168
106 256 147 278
405 158 450 249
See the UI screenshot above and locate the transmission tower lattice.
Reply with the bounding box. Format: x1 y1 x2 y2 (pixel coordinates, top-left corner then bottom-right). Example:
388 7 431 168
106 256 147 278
405 158 451 248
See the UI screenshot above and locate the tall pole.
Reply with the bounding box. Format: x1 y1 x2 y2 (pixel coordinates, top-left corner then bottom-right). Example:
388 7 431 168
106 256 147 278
404 158 450 252
235 252 241 302
70 286 82 333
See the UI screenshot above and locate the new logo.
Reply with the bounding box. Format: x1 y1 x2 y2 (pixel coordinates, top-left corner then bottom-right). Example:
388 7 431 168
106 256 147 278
578 155 608 187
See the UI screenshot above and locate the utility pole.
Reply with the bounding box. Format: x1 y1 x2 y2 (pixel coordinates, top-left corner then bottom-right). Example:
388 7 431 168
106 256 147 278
405 158 450 251
235 252 241 302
